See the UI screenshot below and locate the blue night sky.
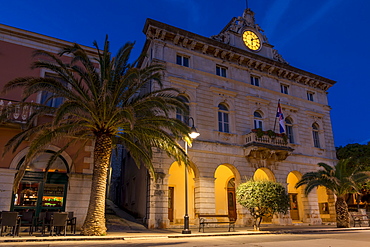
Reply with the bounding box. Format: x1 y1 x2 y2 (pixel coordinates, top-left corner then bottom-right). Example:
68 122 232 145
1 0 369 147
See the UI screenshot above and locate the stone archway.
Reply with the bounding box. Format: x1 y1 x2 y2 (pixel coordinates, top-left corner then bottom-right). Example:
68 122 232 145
168 161 196 225
253 167 275 181
287 171 304 222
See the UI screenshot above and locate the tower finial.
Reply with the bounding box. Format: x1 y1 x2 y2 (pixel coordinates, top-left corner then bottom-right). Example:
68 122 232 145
246 0 249 9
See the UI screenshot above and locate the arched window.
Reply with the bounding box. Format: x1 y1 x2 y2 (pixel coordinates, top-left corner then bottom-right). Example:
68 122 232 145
285 117 294 143
218 103 229 133
176 95 189 125
312 123 321 148
254 111 263 130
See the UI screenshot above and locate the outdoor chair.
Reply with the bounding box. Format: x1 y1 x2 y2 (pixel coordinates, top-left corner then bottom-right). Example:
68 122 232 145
50 212 68 236
19 211 35 235
66 212 76 234
0 212 20 237
41 211 54 235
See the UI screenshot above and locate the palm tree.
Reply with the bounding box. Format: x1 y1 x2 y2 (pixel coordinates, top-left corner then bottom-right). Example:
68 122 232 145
295 160 370 228
1 37 192 236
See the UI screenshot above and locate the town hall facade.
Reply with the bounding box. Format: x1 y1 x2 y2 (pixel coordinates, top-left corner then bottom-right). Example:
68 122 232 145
120 8 337 229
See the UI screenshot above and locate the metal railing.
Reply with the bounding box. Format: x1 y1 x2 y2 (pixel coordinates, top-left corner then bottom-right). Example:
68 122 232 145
0 98 33 123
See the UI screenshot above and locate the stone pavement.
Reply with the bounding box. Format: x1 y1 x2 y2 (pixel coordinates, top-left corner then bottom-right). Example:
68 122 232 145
1 200 369 243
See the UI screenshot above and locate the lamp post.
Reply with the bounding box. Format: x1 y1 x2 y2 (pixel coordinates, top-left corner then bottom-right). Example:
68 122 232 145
182 117 199 234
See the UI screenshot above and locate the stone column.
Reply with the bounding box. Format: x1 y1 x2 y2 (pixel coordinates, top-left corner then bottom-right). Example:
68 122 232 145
194 176 216 224
326 189 336 222
0 168 16 211
65 173 92 228
301 188 322 225
146 173 170 229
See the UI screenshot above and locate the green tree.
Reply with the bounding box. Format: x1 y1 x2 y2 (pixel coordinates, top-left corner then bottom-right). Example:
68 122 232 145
336 143 370 170
236 180 289 230
1 37 191 236
295 160 370 228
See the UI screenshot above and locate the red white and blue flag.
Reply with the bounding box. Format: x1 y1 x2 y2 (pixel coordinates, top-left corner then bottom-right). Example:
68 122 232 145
276 102 285 133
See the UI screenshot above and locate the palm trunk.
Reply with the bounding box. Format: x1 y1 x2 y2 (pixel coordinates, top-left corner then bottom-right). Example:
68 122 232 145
335 196 350 228
81 134 112 236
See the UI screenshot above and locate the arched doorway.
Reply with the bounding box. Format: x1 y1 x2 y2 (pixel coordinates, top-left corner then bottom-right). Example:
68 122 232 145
253 167 275 181
168 162 195 224
287 171 303 222
253 167 275 222
214 165 236 219
11 151 69 216
317 186 330 221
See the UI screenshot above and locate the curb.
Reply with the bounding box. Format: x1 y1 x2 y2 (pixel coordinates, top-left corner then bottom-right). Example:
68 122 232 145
1 227 369 243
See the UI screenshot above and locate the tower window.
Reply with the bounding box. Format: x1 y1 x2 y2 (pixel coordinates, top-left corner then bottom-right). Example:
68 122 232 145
250 75 260 86
176 55 189 67
280 84 289 94
307 92 314 101
216 65 227 77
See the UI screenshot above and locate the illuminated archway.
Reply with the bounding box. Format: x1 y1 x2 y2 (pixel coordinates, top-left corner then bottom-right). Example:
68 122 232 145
168 161 195 224
253 167 275 181
214 164 237 219
287 171 303 222
317 186 330 220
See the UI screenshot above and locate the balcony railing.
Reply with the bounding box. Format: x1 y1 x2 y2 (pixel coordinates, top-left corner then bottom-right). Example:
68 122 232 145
0 98 33 123
245 131 289 148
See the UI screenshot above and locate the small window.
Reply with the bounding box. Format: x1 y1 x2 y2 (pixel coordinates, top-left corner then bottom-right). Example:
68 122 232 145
253 111 263 130
307 92 314 101
250 75 260 86
218 103 229 133
40 74 67 108
176 95 189 125
285 118 294 143
216 65 227 77
280 84 289 94
176 54 189 67
312 123 321 148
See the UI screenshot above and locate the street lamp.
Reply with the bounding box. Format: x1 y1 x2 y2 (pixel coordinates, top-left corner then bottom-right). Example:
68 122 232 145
182 117 199 234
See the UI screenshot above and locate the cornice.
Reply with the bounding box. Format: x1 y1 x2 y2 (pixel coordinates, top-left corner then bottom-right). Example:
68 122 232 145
0 23 98 56
143 19 335 92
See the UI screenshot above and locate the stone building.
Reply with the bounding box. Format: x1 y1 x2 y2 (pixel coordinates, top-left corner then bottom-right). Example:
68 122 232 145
0 24 97 228
120 8 337 229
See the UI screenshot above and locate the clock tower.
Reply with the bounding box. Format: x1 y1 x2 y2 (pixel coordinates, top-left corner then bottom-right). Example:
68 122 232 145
211 8 287 63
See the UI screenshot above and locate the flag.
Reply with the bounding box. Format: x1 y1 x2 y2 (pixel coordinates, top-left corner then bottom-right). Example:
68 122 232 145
276 102 285 133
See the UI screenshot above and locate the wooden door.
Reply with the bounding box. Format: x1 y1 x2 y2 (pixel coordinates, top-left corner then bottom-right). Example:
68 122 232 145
168 187 174 222
289 193 299 220
227 188 237 220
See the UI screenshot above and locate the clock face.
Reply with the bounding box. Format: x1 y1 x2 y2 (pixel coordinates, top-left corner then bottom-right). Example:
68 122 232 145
242 31 261 51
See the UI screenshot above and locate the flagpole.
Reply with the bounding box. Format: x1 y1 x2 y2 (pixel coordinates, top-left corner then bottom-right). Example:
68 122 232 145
273 99 280 133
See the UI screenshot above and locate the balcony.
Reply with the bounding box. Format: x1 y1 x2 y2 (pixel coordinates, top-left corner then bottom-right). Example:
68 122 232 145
244 130 294 167
0 98 33 124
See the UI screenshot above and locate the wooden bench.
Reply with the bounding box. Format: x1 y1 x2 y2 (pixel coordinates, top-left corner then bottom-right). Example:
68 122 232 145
198 214 235 232
351 214 369 227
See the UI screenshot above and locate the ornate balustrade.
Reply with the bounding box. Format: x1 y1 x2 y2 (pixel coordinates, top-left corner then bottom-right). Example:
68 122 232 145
245 131 289 148
0 98 33 123
244 131 293 166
